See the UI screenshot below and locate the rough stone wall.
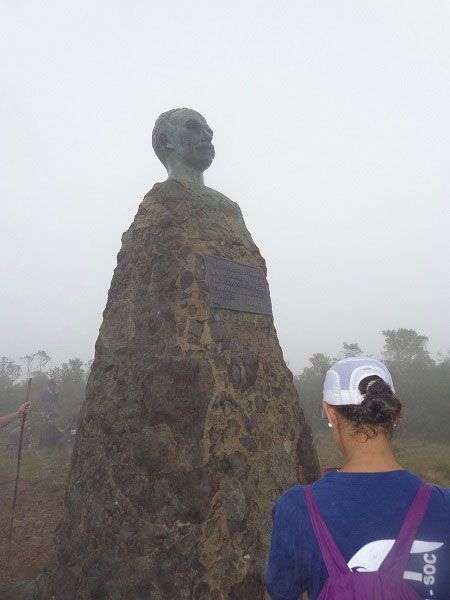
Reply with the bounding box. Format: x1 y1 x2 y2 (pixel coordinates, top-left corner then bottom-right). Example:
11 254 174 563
42 180 319 599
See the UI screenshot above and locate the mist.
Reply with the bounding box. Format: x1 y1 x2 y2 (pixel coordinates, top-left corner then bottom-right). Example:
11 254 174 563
2 1 449 372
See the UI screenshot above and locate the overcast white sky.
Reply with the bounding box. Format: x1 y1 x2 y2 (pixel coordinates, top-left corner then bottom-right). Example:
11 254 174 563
1 1 449 373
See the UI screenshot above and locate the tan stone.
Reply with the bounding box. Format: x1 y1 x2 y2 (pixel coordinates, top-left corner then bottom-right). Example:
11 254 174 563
40 181 319 599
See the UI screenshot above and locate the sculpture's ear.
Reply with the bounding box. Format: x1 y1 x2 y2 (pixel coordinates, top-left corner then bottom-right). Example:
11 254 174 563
159 132 174 151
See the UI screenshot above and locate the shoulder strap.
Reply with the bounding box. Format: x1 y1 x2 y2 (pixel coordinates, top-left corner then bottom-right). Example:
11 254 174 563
304 485 349 576
380 482 433 577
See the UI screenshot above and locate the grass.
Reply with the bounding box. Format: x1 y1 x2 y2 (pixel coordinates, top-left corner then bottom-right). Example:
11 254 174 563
1 435 449 497
314 432 450 486
0 445 70 494
1 433 449 499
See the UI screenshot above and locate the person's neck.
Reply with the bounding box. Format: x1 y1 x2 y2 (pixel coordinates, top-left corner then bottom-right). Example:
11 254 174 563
166 158 205 186
339 433 403 473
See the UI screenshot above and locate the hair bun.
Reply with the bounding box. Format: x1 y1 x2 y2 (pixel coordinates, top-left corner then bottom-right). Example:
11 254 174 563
358 376 401 428
334 375 402 438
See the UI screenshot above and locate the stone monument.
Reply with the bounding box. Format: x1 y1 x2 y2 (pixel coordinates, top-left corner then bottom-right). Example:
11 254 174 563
42 108 319 599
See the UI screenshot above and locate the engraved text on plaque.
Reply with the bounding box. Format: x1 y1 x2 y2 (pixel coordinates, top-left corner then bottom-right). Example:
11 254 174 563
205 255 272 315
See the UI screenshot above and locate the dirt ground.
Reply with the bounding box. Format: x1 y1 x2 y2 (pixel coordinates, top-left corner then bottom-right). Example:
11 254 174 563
0 480 64 585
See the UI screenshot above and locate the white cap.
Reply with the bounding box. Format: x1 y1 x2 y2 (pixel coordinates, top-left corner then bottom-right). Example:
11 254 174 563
323 357 395 406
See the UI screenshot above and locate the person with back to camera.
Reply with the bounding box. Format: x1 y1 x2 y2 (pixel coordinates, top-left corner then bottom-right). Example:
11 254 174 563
265 357 450 599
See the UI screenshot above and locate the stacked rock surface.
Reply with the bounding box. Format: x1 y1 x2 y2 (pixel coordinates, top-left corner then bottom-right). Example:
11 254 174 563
42 180 319 599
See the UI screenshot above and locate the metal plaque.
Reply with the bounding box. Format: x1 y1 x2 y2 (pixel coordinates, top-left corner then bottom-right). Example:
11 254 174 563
205 255 272 315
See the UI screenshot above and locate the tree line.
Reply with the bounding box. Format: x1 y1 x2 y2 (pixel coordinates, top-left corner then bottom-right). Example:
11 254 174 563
295 328 450 443
0 351 90 436
1 328 449 444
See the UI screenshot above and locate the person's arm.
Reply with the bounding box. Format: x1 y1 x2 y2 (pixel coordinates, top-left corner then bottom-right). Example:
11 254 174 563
0 402 31 430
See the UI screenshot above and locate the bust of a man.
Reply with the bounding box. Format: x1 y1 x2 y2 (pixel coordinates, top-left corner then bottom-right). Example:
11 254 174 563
152 108 215 186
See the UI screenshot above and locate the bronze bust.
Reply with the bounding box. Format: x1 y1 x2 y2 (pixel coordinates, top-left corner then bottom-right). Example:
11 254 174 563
152 108 215 186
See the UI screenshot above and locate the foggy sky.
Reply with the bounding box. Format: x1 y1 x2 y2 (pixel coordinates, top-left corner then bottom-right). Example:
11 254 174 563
1 1 449 373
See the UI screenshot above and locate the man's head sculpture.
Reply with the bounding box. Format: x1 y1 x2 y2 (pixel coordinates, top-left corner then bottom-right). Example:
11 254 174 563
152 108 215 184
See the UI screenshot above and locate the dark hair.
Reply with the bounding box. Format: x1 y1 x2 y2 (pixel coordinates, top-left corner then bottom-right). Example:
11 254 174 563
334 376 402 439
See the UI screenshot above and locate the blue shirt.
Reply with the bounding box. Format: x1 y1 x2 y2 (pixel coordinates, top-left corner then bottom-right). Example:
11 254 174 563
265 470 450 600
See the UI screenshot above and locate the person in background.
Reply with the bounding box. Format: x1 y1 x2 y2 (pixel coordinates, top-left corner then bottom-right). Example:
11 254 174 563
0 402 30 430
265 357 450 599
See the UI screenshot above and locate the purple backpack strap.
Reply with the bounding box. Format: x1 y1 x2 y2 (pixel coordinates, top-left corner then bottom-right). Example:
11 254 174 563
380 482 433 577
304 485 349 576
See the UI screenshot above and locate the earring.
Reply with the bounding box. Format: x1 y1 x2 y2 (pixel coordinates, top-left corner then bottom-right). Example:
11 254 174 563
328 422 333 428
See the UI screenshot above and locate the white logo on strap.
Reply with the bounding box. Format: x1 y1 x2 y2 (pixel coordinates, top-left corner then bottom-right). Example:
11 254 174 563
348 539 443 583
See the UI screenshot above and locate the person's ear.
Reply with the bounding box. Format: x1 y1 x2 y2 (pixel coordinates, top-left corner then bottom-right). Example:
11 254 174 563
159 132 175 151
323 403 337 429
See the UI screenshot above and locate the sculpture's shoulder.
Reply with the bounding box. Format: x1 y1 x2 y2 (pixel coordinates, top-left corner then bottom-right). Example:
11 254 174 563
123 181 180 237
197 186 253 241
201 186 242 214
142 179 185 205
123 179 253 248
141 181 243 217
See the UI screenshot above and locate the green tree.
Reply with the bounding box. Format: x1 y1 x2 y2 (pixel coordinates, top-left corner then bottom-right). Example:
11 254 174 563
49 358 86 428
35 349 51 373
342 342 363 358
295 353 333 433
377 330 449 443
382 328 432 367
21 353 36 377
0 357 21 390
308 353 333 376
0 358 35 417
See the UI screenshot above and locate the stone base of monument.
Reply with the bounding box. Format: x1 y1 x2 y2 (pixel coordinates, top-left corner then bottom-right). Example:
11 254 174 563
38 181 319 599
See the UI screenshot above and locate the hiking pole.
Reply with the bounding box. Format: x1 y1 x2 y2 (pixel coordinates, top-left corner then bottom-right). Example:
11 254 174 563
6 377 32 570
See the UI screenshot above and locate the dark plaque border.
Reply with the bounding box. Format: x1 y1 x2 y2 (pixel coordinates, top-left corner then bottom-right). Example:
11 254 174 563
205 255 273 316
